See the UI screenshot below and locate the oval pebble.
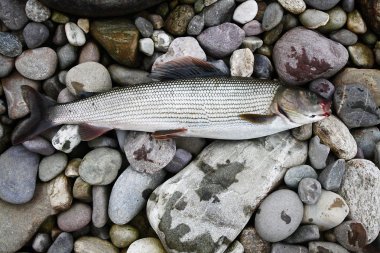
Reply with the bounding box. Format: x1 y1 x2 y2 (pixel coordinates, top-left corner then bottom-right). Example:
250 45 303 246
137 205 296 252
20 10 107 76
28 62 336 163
126 237 166 253
262 2 283 31
57 202 92 232
92 186 109 228
284 165 318 188
23 22 50 49
298 178 322 204
52 125 81 153
330 29 358 46
164 148 192 173
22 136 55 156
65 22 86 47
299 9 330 29
39 152 68 182
277 0 305 14
109 224 139 248
25 0 51 22
233 0 258 25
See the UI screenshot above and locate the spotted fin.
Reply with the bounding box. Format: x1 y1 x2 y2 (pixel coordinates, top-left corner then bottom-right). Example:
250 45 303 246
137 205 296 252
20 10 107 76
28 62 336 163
239 114 277 124
78 124 112 141
152 128 188 140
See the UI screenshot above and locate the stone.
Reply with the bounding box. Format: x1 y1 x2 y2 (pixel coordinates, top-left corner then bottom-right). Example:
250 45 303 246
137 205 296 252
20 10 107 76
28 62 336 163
348 43 374 68
253 54 273 79
313 115 357 160
74 236 118 253
277 0 306 14
334 221 368 252
303 190 349 231
15 47 58 81
42 74 65 100
73 177 92 202
359 0 380 35
224 241 244 253
52 125 81 153
77 19 90 33
79 41 100 63
64 158 81 177
126 237 166 253
47 174 72 211
51 11 69 24
23 22 50 49
152 37 206 70
187 15 204 36
33 233 51 253
255 189 304 242
197 22 245 58
243 20 264 36
0 0 28 30
152 30 173 52
92 186 109 228
230 48 254 77
164 149 192 174
23 136 55 156
263 23 284 45
291 124 312 141
124 131 176 173
135 17 153 38
283 13 299 30
139 38 155 56
309 241 349 253
285 224 320 243
304 0 340 10
342 0 355 12
261 2 283 31
53 25 68 46
0 145 40 204
334 84 380 128
109 166 166 224
58 202 92 232
298 178 322 204
0 54 13 77
309 78 335 99
362 31 377 45
88 136 118 149
47 232 73 253
352 127 380 159
147 132 307 253
91 19 140 67
318 7 347 33
175 137 206 155
108 64 152 86
165 5 194 36
149 14 164 29
242 37 263 53
239 227 270 253
284 165 318 188
79 147 122 185
347 10 367 34
271 243 308 253
25 0 51 22
203 0 235 27
318 159 345 191
233 0 258 25
338 159 380 243
330 29 358 46
57 44 78 70
110 224 139 248
66 62 112 95
39 152 68 182
309 135 330 170
0 32 22 57
273 27 348 85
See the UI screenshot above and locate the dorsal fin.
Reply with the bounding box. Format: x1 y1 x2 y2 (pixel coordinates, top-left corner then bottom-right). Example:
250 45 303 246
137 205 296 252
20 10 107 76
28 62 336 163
150 56 228 81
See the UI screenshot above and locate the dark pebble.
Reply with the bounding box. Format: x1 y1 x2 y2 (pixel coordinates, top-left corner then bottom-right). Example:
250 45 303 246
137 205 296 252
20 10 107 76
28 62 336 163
23 22 50 49
318 159 345 191
47 232 73 253
0 32 22 57
135 17 154 38
253 54 273 79
309 78 335 100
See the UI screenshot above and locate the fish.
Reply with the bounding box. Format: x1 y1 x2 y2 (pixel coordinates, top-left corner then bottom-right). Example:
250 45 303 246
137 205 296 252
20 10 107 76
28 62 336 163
11 57 331 145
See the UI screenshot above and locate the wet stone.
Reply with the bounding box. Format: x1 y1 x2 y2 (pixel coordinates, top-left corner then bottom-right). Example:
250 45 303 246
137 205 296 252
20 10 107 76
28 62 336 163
330 29 358 46
284 165 318 188
38 152 68 182
309 78 335 99
135 17 154 38
23 22 50 49
164 148 192 173
33 233 51 253
0 0 29 30
285 224 320 243
318 159 345 191
233 0 258 25
109 224 139 248
253 54 273 79
309 241 349 253
239 227 270 253
309 135 330 170
92 185 109 228
271 243 308 253
47 232 73 253
298 178 322 204
334 220 368 252
58 202 92 232
203 0 235 27
0 32 22 57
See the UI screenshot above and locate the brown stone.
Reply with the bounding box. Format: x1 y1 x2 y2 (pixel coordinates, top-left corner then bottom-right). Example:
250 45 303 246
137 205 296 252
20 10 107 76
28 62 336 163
165 5 194 36
359 0 380 35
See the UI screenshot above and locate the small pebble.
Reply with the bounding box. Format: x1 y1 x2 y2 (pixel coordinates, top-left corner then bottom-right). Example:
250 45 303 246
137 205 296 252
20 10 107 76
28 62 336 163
298 178 322 204
187 15 204 36
329 29 358 46
263 23 283 45
242 36 263 53
135 17 153 38
22 136 55 155
271 243 308 253
233 0 258 25
284 165 318 188
277 0 306 14
0 32 22 57
47 174 73 211
139 38 154 56
74 236 118 253
0 54 14 78
148 14 164 29
252 54 273 79
203 0 236 27
32 233 51 253
126 237 166 253
342 0 355 12
79 41 100 63
262 2 283 31
348 43 374 68
309 78 335 99
57 44 78 70
285 224 320 243
25 0 51 22
318 7 347 33
334 220 368 252
151 30 173 52
283 13 299 30
347 10 367 34
52 125 81 153
242 20 264 36
38 152 68 182
318 159 345 191
291 124 312 141
299 9 330 29
73 177 92 202
77 18 90 33
109 224 139 248
65 22 86 47
47 232 73 253
230 48 254 77
164 148 192 173
57 202 92 232
309 241 349 253
309 135 330 170
23 22 49 49
92 186 109 228
108 64 152 86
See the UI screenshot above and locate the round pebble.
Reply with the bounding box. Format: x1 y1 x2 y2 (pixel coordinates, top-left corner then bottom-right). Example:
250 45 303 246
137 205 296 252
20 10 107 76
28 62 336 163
109 224 139 248
47 232 73 253
334 221 368 251
57 202 92 232
318 7 347 33
242 36 263 53
233 0 258 25
23 136 54 155
39 152 68 182
151 30 173 52
0 32 22 57
126 237 166 253
284 165 318 188
203 0 235 27
262 2 283 31
242 20 264 36
298 178 322 204
299 9 330 29
65 22 86 47
23 22 49 49
25 0 51 22
330 29 358 46
187 15 204 36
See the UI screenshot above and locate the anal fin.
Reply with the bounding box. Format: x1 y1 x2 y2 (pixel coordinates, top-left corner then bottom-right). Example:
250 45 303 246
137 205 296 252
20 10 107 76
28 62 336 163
78 124 112 141
239 114 277 124
152 128 187 140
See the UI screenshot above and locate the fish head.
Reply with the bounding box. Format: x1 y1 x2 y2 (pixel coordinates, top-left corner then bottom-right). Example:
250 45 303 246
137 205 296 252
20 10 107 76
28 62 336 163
275 87 331 124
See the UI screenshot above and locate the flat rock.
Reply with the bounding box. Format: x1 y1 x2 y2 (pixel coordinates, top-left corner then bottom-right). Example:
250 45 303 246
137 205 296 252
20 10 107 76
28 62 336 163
299 9 329 29
338 159 380 243
0 0 28 30
0 32 22 57
318 159 345 191
309 135 330 170
285 224 320 243
147 132 307 253
57 202 92 232
74 236 118 253
330 29 358 46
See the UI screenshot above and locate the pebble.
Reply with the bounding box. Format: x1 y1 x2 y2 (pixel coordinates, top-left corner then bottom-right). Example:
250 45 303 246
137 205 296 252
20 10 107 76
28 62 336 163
74 236 118 253
309 241 349 253
342 0 355 12
284 165 318 188
135 17 153 38
47 232 73 253
304 0 340 10
79 41 100 63
225 241 244 253
271 243 308 253
255 189 304 242
109 224 139 248
109 166 166 224
126 237 166 253
53 25 67 46
88 136 118 148
47 174 73 211
291 124 312 141
23 22 49 49
0 32 22 57
348 43 374 68
233 0 258 25
152 30 173 52
352 127 380 159
15 47 58 81
230 48 254 77
318 7 347 33
277 0 305 14
73 177 92 202
318 159 345 191
263 3 284 31
309 78 335 99
187 15 204 36
25 0 51 22
58 202 92 232
0 145 40 204
273 27 348 85
242 36 263 53
64 22 86 47
362 31 377 45
77 18 89 33
39 152 68 182
309 135 330 170
164 148 192 173
51 11 69 24
252 54 273 79
64 158 80 177
285 224 320 243
175 137 206 155
57 44 78 70
239 227 271 253
313 115 357 160
42 74 64 99
347 10 367 34
52 125 81 153
66 61 112 95
148 14 164 29
0 54 13 78
92 186 109 228
303 190 349 231
124 131 176 173
108 64 152 86
330 29 358 46
32 233 51 253
334 221 368 251
203 0 236 27
359 0 380 35
197 22 245 58
298 178 322 204
138 38 154 56
165 5 194 36
0 0 29 30
299 9 330 29
338 159 380 243
263 23 284 45
334 84 380 128
243 20 264 36
79 147 122 185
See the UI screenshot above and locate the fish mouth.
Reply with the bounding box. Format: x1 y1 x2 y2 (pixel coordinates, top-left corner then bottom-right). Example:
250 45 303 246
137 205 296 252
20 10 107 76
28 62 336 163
320 100 332 117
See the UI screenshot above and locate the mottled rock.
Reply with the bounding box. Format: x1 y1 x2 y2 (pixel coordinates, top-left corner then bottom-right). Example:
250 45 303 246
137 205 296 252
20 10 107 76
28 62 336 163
348 43 374 68
284 165 318 188
74 236 118 253
73 177 92 202
165 5 194 36
318 159 345 191
242 37 263 53
64 158 81 178
285 224 320 243
230 48 254 77
309 241 349 253
0 32 22 57
330 29 358 46
187 15 204 36
110 224 139 248
298 178 322 204
334 221 368 252
239 227 270 253
126 237 166 253
263 23 284 45
309 78 335 99
277 0 306 14
347 10 367 34
47 174 72 211
25 0 51 22
152 30 173 52
58 202 92 232
233 0 258 25
23 22 50 49
47 232 73 253
92 186 109 228
203 0 235 27
0 0 28 30
52 125 81 153
309 135 330 170
304 0 340 10
39 152 68 182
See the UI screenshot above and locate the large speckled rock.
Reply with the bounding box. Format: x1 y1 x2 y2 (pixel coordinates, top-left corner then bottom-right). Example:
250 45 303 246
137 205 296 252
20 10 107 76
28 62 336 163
91 19 140 67
273 27 348 85
338 159 380 243
147 132 307 253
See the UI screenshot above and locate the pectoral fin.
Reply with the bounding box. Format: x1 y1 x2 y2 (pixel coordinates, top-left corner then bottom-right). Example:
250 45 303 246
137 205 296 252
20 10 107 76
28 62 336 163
152 128 187 140
78 124 112 141
239 113 277 124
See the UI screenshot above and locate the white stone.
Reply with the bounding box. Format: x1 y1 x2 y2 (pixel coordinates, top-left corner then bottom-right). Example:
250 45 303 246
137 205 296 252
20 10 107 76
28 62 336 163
48 174 72 211
25 0 51 22
65 22 86 47
52 125 81 153
126 238 166 253
233 0 258 24
152 30 173 52
230 48 254 77
277 0 306 14
139 38 154 56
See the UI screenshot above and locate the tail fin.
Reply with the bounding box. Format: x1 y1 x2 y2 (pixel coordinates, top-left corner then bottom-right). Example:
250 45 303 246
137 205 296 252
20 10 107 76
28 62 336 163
11 86 57 145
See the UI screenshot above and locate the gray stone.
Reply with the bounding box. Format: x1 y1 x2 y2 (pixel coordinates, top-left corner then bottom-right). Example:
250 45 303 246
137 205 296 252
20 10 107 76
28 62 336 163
197 22 245 58
39 152 68 182
299 9 329 29
187 15 204 36
342 0 354 12
0 32 22 57
87 136 118 148
252 54 273 79
285 224 320 243
243 20 264 36
203 0 235 27
225 241 244 253
32 233 51 253
79 41 100 63
92 186 109 228
57 202 92 232
74 236 118 253
0 54 13 78
263 23 284 46
329 29 358 46
338 159 380 243
164 148 192 174
298 178 322 204
0 145 40 204
47 232 73 253
309 241 349 253
291 124 312 141
277 0 306 14
318 7 347 33
152 30 173 53
135 17 153 38
262 2 283 31
108 64 152 86
233 0 258 25
0 0 28 30
309 135 330 170
334 220 368 252
23 136 55 156
53 24 68 46
239 227 271 253
309 78 335 100
352 127 380 159
271 243 308 253
304 0 341 10
109 166 166 224
57 44 78 70
23 22 49 49
318 159 345 191
175 137 206 155
25 0 51 22
147 132 307 253
284 165 318 188
79 148 121 185
139 38 154 56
